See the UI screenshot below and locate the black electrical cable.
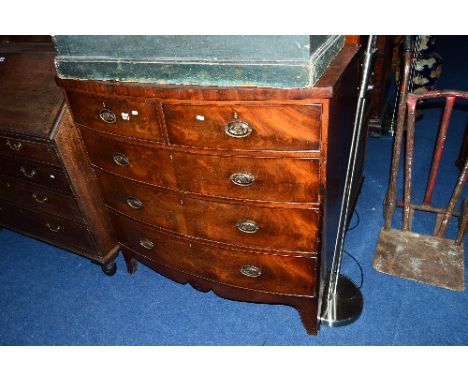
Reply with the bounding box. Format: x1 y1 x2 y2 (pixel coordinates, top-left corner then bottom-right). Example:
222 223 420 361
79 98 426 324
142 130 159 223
347 209 361 232
342 208 364 289
343 250 364 289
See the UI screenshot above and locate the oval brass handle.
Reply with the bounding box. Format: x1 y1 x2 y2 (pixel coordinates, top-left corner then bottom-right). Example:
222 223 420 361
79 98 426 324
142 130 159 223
236 220 259 234
6 140 23 151
113 152 129 167
20 166 37 178
32 193 48 204
99 108 117 124
139 237 154 250
45 222 61 232
240 265 262 278
225 119 252 138
230 172 255 186
126 196 143 209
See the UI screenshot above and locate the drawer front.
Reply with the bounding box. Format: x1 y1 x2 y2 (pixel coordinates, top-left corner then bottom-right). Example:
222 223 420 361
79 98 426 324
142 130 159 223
97 171 319 252
81 127 319 203
162 103 322 150
111 212 317 296
0 157 72 194
66 91 162 141
0 200 95 253
0 176 83 222
0 136 60 166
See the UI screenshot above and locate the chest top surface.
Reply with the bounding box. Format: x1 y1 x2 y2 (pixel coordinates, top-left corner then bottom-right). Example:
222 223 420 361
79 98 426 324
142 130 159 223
0 42 64 140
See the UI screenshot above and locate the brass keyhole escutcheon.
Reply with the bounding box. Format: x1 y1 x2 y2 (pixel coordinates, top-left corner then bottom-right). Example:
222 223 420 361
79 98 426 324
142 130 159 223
240 265 262 278
126 196 143 209
225 112 252 138
139 237 154 250
113 153 129 167
99 108 117 124
236 220 259 234
230 172 255 186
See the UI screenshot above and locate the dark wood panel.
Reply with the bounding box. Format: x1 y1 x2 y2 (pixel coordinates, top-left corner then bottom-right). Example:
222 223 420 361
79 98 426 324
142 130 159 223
80 127 319 203
0 47 63 139
66 90 162 141
0 156 72 194
163 103 321 150
0 135 60 166
0 199 95 253
0 175 83 222
54 108 119 261
97 170 320 253
111 212 317 296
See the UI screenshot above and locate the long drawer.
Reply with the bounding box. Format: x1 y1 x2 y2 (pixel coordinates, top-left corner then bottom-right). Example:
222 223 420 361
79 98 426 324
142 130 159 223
0 135 60 166
0 176 83 222
80 127 320 203
162 102 322 151
66 90 162 141
0 156 72 194
97 170 319 253
0 199 95 253
111 211 318 296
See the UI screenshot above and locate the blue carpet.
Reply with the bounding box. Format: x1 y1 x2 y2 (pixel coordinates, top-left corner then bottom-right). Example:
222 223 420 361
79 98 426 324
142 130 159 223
1 36 467 345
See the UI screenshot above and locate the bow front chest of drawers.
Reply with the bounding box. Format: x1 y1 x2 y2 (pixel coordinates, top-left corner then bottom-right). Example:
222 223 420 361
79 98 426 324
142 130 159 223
58 43 361 334
0 42 118 274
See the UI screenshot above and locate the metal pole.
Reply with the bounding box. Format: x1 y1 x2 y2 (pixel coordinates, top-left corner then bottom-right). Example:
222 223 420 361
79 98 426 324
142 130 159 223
320 36 377 327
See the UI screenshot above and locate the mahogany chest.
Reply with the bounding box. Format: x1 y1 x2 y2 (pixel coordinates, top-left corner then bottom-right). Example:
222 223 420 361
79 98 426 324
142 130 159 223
0 41 118 274
57 42 360 335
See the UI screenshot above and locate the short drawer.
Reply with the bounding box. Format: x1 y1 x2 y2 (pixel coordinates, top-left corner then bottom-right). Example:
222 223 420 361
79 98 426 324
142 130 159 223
0 157 72 194
0 176 83 222
0 199 95 253
81 127 319 203
0 135 60 166
66 90 162 141
111 212 318 296
162 103 322 150
97 170 320 253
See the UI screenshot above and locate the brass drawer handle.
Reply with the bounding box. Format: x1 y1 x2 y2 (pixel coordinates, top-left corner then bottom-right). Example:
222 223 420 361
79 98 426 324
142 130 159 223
225 112 252 138
240 265 262 278
230 172 255 186
139 237 154 250
6 140 23 151
99 108 117 124
20 166 37 178
32 193 48 204
45 222 61 232
126 196 143 209
113 152 129 167
236 220 259 234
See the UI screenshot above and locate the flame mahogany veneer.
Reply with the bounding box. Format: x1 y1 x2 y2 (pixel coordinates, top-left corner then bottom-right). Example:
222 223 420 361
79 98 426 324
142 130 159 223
57 43 361 335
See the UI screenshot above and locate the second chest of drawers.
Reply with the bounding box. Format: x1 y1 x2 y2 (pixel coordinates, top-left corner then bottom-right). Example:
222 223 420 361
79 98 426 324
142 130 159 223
0 42 118 275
